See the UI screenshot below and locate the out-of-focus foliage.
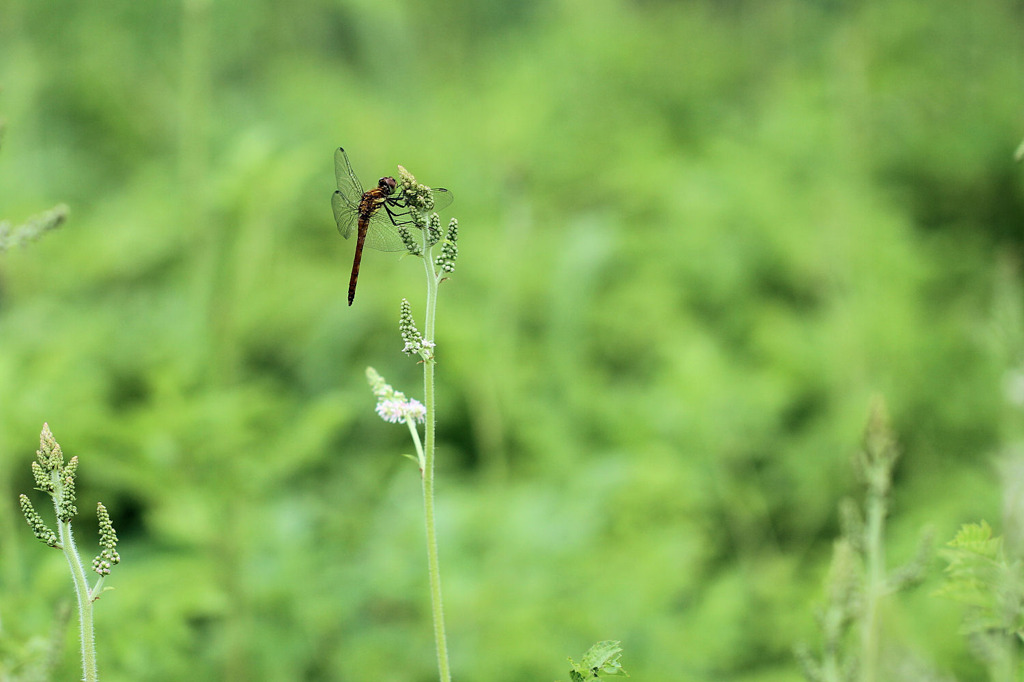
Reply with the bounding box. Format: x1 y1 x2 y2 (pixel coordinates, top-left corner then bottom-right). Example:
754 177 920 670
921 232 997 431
937 522 1024 682
0 204 67 252
798 399 936 682
0 0 1022 680
0 119 67 251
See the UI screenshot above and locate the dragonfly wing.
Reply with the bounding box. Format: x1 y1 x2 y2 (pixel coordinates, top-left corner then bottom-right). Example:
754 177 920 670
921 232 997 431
362 211 412 252
332 191 359 239
429 187 454 212
333 148 365 239
334 147 364 198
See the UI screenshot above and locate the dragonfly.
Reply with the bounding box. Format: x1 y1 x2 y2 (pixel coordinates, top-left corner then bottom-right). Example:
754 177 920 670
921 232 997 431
331 147 453 305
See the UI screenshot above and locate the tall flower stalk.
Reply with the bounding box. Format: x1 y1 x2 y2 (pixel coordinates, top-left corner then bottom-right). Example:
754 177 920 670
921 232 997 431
363 161 458 682
19 423 121 682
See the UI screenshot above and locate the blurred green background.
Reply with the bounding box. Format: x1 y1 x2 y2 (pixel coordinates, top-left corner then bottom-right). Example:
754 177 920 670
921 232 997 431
1 0 1023 679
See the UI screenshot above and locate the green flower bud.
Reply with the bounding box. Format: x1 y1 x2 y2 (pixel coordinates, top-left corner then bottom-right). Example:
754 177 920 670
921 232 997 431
19 494 59 548
92 503 121 576
56 456 78 522
434 219 459 274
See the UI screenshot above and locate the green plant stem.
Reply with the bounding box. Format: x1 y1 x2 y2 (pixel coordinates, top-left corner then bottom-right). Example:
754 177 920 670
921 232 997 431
406 418 426 473
421 238 451 682
53 488 97 681
860 486 885 682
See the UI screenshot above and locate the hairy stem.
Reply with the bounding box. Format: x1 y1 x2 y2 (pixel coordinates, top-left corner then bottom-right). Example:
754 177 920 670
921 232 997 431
421 235 450 682
53 476 97 682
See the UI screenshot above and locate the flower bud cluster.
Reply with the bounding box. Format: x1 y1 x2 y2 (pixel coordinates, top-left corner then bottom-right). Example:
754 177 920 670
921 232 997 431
434 219 459 273
398 224 423 256
36 423 64 476
32 460 52 493
426 212 442 247
19 494 59 548
92 503 121 576
57 456 79 522
20 424 122 583
396 165 435 219
399 298 435 360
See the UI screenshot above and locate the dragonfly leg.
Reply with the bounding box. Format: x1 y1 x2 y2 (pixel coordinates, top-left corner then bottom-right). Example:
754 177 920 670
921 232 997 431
382 202 418 227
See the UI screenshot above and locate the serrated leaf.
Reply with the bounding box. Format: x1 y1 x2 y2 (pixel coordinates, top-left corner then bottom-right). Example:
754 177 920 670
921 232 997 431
567 641 628 679
948 521 1001 557
937 521 1024 643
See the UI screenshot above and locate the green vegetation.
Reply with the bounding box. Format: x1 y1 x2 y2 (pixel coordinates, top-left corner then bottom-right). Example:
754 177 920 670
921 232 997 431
0 115 66 251
364 168 463 682
938 521 1024 682
797 399 933 682
1 0 1022 679
565 640 628 681
18 424 121 682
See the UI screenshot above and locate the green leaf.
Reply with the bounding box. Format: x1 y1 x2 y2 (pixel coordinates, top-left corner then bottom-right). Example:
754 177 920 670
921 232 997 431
937 521 1024 641
567 641 628 679
948 521 1001 557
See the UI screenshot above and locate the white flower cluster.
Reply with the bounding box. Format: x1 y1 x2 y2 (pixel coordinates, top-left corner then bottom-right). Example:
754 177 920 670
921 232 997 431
375 398 427 424
366 367 426 425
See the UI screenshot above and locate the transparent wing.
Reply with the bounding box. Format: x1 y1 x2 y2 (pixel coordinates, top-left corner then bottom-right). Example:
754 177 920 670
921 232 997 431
332 191 359 239
362 210 413 252
334 147 364 200
429 188 454 213
333 147 364 239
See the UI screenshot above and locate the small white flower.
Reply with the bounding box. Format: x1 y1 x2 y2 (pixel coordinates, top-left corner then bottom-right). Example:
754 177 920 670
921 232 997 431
375 398 426 424
404 399 427 422
375 400 404 423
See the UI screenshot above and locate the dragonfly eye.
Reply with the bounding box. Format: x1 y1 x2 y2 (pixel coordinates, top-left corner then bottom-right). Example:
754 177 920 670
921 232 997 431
379 176 397 194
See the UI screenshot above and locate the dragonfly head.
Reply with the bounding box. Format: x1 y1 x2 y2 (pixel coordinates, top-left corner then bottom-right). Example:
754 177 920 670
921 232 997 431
377 176 397 195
